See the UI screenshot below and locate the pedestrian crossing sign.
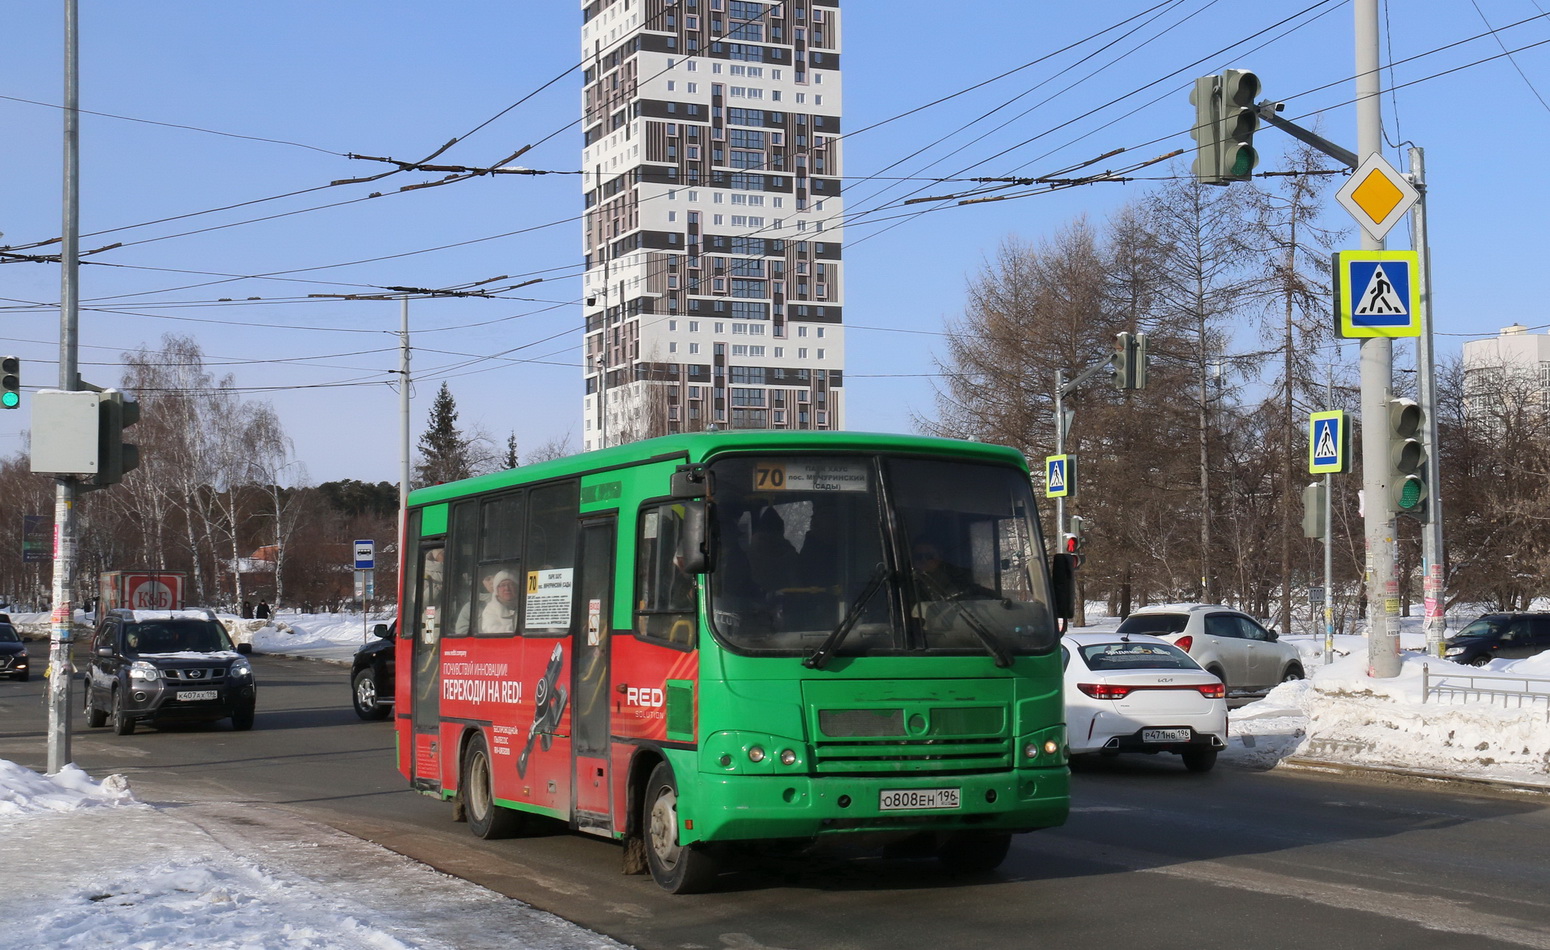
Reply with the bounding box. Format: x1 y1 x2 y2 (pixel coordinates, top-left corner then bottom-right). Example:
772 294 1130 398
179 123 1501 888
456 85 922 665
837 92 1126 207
1308 410 1348 474
1334 250 1422 338
1044 454 1072 498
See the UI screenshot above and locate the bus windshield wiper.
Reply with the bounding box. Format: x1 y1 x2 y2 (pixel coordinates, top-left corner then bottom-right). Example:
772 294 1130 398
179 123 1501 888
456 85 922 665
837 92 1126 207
946 600 1014 669
804 563 889 670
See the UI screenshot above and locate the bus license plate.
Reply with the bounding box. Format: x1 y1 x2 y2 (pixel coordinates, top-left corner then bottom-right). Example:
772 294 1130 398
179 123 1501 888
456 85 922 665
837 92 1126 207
177 690 218 702
1143 728 1191 743
879 787 961 811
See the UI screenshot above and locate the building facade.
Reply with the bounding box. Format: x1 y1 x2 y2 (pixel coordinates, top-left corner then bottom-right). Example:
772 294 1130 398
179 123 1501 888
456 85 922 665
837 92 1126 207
580 0 844 450
1462 324 1550 431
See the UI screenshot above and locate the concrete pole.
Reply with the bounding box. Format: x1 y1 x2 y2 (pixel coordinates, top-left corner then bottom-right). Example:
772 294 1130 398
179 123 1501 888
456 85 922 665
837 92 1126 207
48 0 81 773
1357 0 1402 677
1409 147 1446 656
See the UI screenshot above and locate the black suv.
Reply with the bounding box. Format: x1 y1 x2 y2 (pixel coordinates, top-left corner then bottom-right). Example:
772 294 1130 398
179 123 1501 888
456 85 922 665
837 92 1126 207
1444 612 1550 666
0 621 29 681
84 608 257 734
350 619 396 720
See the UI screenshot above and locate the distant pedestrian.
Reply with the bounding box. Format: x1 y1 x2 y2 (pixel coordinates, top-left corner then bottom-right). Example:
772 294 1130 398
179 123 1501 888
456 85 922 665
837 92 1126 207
255 601 270 620
241 600 253 619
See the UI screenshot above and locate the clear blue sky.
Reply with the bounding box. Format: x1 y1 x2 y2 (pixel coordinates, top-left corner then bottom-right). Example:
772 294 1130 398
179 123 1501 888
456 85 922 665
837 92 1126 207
3 2 1545 484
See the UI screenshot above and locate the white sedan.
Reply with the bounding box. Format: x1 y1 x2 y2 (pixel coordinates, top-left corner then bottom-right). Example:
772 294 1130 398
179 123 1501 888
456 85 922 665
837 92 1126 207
1062 632 1229 772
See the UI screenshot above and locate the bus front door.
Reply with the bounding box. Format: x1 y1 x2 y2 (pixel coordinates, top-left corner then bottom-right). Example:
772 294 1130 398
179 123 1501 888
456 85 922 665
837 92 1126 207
409 542 445 791
573 518 615 835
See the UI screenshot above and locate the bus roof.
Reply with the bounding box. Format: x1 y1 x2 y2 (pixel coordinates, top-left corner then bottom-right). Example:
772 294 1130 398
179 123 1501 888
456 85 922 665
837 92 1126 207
407 430 1030 508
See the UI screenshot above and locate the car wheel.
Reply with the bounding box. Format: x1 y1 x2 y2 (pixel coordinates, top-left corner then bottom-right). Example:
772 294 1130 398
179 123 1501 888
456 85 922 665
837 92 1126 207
1281 664 1304 682
352 669 391 721
1469 655 1490 667
462 733 523 839
111 687 135 736
1182 748 1218 773
644 761 720 893
936 831 1013 875
85 688 107 728
230 701 255 731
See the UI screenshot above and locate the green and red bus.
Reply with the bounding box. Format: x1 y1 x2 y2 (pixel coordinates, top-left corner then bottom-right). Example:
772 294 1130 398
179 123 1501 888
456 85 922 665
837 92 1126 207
395 430 1074 892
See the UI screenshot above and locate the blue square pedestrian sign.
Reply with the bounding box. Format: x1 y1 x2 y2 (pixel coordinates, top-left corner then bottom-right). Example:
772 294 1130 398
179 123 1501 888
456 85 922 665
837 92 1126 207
1335 250 1422 338
1044 454 1072 498
1308 410 1347 474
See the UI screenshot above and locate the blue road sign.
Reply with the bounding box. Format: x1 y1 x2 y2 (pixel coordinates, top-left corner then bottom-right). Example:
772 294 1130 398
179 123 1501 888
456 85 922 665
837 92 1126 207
1309 410 1347 474
1336 250 1421 338
354 539 375 571
1044 455 1070 498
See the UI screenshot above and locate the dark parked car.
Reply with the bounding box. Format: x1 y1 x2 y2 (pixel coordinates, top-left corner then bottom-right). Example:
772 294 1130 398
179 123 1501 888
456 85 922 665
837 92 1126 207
84 608 256 735
1445 613 1550 666
0 622 29 681
351 619 396 720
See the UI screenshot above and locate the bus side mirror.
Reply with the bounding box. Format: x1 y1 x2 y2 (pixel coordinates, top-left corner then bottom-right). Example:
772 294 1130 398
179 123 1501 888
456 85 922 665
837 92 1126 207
677 499 714 575
1049 553 1076 620
670 464 713 500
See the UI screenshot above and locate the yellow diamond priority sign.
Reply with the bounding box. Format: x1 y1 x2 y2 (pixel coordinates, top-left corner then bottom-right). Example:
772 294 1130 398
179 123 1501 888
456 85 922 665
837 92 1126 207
1335 152 1419 241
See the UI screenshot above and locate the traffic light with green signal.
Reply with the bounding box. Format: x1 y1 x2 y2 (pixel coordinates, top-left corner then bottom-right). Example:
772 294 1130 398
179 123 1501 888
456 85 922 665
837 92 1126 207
1 357 19 410
1216 69 1260 183
1387 397 1428 521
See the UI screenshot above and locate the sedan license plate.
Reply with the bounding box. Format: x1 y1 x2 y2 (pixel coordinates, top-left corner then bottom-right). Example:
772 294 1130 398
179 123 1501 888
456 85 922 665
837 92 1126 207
1143 728 1192 743
177 690 218 702
879 787 961 811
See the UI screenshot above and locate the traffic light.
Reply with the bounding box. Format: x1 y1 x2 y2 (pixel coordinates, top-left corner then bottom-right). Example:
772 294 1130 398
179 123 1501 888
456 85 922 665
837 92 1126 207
1 356 18 410
1302 482 1326 539
97 389 141 486
1217 69 1260 183
1064 516 1086 567
1189 75 1221 185
1387 397 1428 520
1111 332 1148 390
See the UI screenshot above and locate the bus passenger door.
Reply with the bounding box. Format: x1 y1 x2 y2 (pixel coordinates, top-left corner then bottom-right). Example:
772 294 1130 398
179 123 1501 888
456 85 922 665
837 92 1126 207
409 542 445 790
573 517 615 835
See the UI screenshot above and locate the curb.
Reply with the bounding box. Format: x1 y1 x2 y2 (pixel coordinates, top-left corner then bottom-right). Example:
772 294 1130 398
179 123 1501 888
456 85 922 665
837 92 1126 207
1281 755 1550 795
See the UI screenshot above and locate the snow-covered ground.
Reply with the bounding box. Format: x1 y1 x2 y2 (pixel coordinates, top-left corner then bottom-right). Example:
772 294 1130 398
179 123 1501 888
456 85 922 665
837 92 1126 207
3 607 1548 948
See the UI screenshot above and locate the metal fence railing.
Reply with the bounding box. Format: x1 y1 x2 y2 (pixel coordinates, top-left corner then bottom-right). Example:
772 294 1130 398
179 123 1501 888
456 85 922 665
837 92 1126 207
1420 664 1550 720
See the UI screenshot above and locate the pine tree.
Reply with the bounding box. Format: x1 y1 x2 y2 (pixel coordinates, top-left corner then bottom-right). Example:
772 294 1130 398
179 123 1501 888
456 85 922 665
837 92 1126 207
414 383 476 488
502 432 520 470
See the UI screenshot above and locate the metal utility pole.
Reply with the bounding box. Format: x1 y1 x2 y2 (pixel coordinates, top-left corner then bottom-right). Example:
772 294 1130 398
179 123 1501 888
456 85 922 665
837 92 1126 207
400 296 411 570
1409 147 1446 656
1356 0 1402 677
48 0 82 774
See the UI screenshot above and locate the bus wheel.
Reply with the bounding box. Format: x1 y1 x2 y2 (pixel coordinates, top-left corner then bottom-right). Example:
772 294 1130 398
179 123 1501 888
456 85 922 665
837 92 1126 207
644 761 719 894
936 831 1012 875
462 733 522 839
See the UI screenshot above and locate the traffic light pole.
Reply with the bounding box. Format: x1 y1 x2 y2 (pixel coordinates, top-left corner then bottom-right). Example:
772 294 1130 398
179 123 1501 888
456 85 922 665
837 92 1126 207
1355 0 1402 678
48 0 82 773
1408 146 1446 657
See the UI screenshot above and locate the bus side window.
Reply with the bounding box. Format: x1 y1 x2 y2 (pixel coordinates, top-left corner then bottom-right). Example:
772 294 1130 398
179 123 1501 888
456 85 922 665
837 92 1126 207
523 480 580 635
636 504 697 647
477 492 525 636
447 501 480 637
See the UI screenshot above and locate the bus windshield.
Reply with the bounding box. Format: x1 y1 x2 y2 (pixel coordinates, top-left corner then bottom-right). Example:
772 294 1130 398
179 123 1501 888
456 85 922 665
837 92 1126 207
707 454 1058 660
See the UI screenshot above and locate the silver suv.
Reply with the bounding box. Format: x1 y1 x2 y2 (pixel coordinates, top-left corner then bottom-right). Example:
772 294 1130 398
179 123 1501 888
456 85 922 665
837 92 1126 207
1115 604 1304 694
84 608 257 735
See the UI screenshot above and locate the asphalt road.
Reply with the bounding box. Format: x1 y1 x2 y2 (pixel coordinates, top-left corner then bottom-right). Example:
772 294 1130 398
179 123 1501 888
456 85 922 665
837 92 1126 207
4 642 1550 950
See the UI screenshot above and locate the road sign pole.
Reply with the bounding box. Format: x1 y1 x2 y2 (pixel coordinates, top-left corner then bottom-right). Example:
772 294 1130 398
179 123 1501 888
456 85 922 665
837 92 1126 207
1356 0 1401 678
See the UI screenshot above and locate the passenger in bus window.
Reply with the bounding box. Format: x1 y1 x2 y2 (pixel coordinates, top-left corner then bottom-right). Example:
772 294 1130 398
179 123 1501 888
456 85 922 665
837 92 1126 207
480 569 521 633
911 537 990 600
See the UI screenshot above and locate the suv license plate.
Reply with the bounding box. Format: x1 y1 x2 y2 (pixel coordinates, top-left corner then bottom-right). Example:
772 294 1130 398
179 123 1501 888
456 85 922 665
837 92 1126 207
177 690 218 702
1143 728 1191 743
879 788 961 811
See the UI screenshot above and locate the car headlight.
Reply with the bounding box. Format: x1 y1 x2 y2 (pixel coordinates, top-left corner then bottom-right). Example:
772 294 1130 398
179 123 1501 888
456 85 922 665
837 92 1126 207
1443 647 1463 656
228 657 254 681
128 661 162 682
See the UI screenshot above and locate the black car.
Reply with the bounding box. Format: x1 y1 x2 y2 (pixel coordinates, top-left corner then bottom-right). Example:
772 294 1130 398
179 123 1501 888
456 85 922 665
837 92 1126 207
0 622 29 681
351 619 396 720
1444 612 1550 666
84 608 257 735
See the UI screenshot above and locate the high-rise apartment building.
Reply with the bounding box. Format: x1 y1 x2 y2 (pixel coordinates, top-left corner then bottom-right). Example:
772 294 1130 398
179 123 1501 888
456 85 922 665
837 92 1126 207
580 0 843 450
1462 323 1550 429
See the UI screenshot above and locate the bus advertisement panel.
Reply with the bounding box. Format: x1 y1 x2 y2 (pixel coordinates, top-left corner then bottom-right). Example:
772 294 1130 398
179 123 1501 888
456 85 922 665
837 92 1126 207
395 431 1073 893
